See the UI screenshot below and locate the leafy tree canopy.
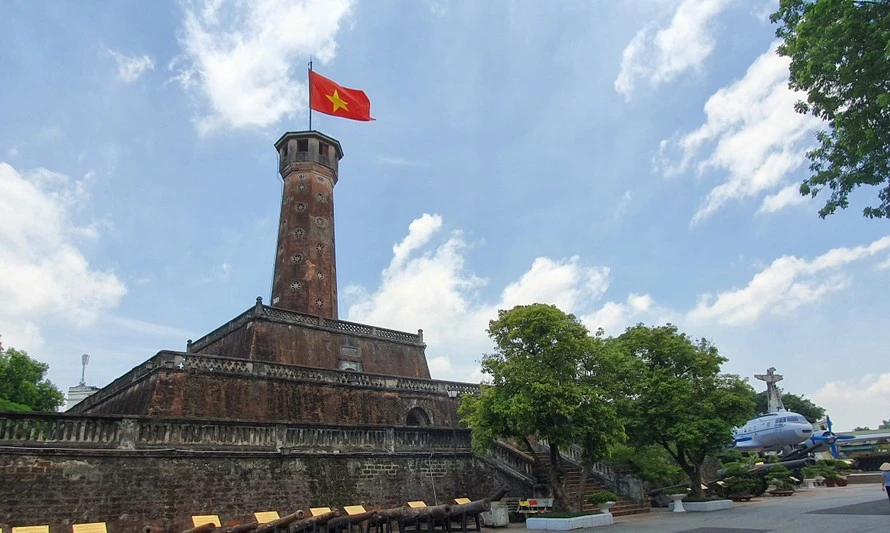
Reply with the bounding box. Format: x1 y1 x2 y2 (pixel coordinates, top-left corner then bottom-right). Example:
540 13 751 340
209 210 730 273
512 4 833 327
0 346 65 412
880 419 890 430
615 324 756 498
458 304 625 511
771 0 890 218
753 391 826 422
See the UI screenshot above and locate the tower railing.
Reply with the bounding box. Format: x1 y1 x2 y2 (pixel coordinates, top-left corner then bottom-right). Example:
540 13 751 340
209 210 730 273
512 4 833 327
187 302 424 353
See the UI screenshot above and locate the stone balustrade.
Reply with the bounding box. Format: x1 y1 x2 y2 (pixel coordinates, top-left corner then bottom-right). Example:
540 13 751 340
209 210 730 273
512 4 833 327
70 350 481 415
0 412 473 454
188 303 425 353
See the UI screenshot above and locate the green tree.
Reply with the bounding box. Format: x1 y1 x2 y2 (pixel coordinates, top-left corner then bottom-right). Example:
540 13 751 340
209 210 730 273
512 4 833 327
753 391 826 422
459 304 625 512
879 419 890 430
615 324 756 498
0 346 64 412
771 0 890 218
853 426 872 431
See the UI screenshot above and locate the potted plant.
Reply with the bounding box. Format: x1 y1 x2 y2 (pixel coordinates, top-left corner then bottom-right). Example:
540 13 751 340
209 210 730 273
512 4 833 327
766 465 795 496
721 462 758 501
822 469 840 487
587 491 618 514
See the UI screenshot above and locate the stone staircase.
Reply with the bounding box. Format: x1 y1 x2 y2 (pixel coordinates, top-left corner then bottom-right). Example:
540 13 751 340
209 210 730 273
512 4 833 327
534 452 650 517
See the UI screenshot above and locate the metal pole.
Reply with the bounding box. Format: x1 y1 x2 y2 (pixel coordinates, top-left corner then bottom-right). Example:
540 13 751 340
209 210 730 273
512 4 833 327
308 59 313 131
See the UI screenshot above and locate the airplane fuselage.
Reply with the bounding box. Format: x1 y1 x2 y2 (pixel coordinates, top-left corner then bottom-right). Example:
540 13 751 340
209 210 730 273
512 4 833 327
732 411 814 452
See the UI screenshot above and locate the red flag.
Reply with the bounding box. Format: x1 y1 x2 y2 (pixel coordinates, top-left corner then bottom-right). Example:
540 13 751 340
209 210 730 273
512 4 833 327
309 70 374 122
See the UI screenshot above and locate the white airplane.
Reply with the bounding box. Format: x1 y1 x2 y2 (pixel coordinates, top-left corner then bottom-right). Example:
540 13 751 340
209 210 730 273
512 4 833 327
732 410 817 453
731 368 852 458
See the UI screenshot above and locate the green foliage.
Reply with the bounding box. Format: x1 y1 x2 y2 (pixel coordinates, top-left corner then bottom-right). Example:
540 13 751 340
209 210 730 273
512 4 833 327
0 347 64 412
587 491 618 505
459 304 625 511
753 391 825 422
853 426 872 431
614 324 756 498
766 464 795 491
608 443 686 487
771 0 890 219
721 461 760 496
879 419 890 430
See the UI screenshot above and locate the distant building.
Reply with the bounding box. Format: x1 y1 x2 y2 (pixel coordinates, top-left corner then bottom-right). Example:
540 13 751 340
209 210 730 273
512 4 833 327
65 384 100 411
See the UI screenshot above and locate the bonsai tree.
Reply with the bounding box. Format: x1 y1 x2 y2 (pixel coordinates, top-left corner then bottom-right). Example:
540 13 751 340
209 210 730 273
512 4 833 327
766 465 796 492
587 491 618 505
722 462 759 498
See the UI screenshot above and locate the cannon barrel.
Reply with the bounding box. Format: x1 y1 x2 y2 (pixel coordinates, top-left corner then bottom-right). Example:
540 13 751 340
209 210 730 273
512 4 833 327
224 524 258 533
417 504 451 519
255 510 305 533
325 510 379 530
288 510 340 533
450 499 491 517
182 524 217 533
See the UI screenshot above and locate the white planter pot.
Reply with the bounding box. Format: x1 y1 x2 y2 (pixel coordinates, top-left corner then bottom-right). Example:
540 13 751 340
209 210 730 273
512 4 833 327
668 500 733 512
525 513 613 530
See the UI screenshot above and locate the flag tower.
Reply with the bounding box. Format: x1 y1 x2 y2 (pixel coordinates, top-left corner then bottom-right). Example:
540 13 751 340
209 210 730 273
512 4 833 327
271 131 343 319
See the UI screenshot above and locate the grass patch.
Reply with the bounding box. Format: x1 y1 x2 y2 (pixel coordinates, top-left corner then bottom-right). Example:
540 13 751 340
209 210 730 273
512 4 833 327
536 511 600 518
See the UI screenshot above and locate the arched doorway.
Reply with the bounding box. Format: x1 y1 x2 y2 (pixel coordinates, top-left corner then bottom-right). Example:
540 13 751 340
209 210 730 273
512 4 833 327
405 407 431 427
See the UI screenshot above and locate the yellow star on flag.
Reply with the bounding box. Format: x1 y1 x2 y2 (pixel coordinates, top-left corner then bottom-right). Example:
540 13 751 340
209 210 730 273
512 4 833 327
326 90 349 113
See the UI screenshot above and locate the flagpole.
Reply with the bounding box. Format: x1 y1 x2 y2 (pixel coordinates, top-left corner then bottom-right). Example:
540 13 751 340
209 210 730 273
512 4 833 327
308 58 313 131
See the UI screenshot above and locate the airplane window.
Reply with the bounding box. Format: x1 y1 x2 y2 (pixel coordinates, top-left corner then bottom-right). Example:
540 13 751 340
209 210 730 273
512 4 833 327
777 417 785 423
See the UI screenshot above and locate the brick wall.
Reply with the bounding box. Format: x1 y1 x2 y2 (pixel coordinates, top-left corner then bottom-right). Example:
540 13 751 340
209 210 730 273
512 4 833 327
0 450 528 533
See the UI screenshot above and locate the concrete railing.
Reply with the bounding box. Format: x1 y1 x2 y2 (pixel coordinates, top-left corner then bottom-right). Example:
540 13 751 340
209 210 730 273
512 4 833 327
0 412 473 454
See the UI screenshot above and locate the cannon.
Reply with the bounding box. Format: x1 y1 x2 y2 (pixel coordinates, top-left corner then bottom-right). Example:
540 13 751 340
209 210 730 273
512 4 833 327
183 524 218 533
255 510 305 533
288 509 341 533
323 509 379 533
223 524 259 533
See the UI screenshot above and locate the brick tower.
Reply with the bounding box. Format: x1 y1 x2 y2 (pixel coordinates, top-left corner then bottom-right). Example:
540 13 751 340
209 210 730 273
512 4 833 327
271 131 343 319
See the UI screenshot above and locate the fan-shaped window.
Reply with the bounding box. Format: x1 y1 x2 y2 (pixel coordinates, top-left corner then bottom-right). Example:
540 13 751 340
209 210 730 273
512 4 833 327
406 407 431 427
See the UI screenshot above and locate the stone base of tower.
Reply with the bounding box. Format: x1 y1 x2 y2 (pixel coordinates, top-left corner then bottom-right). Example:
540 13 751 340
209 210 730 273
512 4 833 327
68 350 476 425
185 299 431 379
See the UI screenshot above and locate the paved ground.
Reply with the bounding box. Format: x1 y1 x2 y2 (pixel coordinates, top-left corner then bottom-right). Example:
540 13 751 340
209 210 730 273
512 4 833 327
522 484 890 533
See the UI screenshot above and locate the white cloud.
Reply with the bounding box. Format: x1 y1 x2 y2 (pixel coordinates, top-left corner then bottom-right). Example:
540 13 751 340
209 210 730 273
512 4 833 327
757 182 809 215
105 47 155 83
656 42 823 223
170 0 353 134
615 0 733 99
810 374 890 431
0 163 127 352
344 214 625 382
687 235 890 326
581 293 676 335
880 257 890 270
196 262 232 284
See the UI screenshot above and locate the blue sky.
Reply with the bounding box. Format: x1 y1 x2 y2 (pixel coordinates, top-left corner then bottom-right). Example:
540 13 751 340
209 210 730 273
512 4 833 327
1 0 888 430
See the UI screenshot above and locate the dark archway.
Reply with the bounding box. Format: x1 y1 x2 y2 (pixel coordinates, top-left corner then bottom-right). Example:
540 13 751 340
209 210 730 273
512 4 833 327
405 407 431 427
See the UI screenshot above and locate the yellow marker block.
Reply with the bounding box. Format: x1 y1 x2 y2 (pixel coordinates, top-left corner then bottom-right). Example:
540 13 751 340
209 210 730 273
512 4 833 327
12 527 49 533
254 511 280 524
407 501 427 509
343 505 366 516
72 524 108 533
454 498 471 505
191 515 221 527
310 507 332 516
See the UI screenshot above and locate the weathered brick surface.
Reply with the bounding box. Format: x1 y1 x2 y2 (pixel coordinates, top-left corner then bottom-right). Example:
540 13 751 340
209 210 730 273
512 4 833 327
84 370 457 426
0 451 527 533
196 317 431 379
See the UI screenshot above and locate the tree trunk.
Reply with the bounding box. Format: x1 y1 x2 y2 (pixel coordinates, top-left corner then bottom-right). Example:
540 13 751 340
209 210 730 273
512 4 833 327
576 463 590 513
548 444 570 511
